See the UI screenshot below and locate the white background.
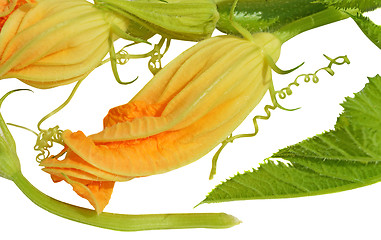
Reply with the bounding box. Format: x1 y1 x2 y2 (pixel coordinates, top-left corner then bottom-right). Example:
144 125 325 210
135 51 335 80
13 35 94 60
1 8 381 240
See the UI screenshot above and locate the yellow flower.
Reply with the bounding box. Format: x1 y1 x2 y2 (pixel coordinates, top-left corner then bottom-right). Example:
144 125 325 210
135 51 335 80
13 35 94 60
40 33 281 213
0 0 130 89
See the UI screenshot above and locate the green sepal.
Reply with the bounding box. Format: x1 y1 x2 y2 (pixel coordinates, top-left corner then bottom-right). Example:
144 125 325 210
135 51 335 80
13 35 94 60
123 16 156 41
350 13 381 50
96 0 219 41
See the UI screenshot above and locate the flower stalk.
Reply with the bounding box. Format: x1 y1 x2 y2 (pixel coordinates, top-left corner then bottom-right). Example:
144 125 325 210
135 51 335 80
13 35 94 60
12 172 240 231
215 0 328 36
274 7 353 43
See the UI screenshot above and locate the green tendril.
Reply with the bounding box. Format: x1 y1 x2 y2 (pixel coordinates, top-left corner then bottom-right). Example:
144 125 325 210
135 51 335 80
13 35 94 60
209 55 350 179
148 37 171 74
34 126 64 163
3 89 36 134
33 79 84 162
109 37 139 85
7 123 38 136
265 55 305 75
275 55 350 100
0 90 65 163
103 37 170 77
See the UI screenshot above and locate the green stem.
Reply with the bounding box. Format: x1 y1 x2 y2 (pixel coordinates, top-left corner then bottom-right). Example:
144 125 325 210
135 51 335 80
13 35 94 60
37 79 83 131
275 7 353 43
11 172 240 231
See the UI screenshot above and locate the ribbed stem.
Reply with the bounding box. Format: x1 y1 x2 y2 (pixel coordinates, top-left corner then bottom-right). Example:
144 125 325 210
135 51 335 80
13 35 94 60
275 8 352 43
11 172 240 231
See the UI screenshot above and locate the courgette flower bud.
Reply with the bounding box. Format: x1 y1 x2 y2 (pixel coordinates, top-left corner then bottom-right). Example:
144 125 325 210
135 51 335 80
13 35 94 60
0 0 131 89
95 0 219 41
40 33 281 213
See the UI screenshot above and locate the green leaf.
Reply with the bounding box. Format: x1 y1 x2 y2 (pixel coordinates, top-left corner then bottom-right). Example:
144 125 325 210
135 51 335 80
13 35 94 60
200 75 381 205
350 13 381 50
336 75 381 129
315 0 381 12
275 127 381 164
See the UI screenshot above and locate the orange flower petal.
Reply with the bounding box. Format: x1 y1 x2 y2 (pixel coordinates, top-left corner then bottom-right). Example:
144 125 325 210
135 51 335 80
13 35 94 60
41 150 134 181
103 101 165 128
90 36 261 142
0 0 35 31
0 2 32 52
43 167 109 182
49 173 114 214
63 64 269 177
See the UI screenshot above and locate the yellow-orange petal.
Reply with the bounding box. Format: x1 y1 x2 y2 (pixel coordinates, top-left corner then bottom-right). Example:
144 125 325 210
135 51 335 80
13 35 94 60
43 33 281 212
90 36 262 142
62 33 281 177
49 173 114 214
4 37 109 80
43 167 109 182
0 0 35 30
40 151 134 181
18 70 91 89
103 101 165 129
63 66 268 177
0 2 32 53
0 0 130 89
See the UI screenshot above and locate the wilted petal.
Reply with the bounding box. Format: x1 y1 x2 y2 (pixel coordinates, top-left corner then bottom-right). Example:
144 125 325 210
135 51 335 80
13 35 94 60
41 151 134 181
50 173 114 214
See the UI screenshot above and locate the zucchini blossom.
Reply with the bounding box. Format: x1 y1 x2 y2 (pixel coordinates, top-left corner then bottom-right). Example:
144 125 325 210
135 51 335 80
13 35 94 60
40 33 281 213
0 0 219 89
0 0 131 89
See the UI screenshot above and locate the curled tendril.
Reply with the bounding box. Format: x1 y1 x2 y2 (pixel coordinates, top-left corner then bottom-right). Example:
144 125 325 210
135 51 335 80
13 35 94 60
102 37 171 77
34 126 64 162
276 55 350 100
32 79 83 162
148 38 171 75
209 55 350 179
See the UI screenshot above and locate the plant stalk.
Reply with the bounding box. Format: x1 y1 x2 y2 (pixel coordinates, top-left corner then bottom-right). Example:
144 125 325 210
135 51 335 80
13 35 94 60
11 171 240 231
275 7 353 43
